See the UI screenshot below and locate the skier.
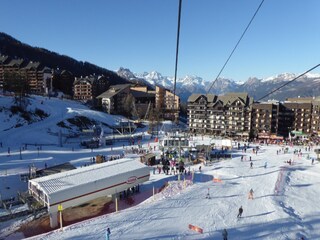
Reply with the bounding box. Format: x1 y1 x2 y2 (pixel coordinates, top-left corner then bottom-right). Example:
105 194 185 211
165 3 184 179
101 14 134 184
106 227 111 240
222 228 228 240
248 188 254 199
312 158 315 165
250 162 253 168
237 206 243 218
206 188 210 199
199 166 202 172
264 162 267 168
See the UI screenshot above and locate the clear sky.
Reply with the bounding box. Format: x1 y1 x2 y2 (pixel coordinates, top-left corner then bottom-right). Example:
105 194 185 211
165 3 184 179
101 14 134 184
1 0 319 82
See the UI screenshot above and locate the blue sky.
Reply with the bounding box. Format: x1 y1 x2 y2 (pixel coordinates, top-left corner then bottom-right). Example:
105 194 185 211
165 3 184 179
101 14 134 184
1 0 319 82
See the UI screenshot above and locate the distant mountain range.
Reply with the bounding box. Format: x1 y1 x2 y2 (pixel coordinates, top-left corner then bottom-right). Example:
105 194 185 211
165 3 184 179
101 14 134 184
117 67 320 102
1 32 319 103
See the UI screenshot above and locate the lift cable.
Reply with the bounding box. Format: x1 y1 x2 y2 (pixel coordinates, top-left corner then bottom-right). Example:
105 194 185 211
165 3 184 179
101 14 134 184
207 0 265 94
172 0 183 120
255 64 320 103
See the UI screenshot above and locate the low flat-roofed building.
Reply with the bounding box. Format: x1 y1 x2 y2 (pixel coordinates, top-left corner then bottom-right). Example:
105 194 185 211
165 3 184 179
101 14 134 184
28 158 150 228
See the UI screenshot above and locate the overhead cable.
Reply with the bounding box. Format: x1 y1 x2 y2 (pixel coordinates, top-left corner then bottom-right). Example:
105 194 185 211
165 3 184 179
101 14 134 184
172 0 183 116
255 64 320 102
207 0 265 94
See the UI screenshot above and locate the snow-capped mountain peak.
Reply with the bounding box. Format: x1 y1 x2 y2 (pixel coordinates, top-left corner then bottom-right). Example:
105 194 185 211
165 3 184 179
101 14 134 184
262 73 296 82
304 72 320 79
145 71 163 80
116 67 136 80
117 68 320 102
178 75 205 86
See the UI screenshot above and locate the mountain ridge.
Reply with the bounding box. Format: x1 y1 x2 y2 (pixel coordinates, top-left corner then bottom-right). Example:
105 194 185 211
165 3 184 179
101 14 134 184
117 68 320 102
0 32 128 87
1 32 319 103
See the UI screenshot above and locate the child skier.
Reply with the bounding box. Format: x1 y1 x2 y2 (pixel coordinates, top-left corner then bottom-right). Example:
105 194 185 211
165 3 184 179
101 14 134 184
205 188 210 199
248 188 254 199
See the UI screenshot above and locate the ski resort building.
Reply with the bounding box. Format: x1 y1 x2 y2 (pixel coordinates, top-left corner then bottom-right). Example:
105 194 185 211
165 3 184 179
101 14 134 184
28 159 150 228
188 93 253 137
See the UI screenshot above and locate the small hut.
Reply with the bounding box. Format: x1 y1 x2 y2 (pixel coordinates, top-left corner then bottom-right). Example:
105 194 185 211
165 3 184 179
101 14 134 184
140 153 156 166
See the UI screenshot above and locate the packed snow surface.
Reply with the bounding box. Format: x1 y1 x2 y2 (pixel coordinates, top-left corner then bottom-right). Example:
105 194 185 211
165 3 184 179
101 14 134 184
0 95 319 240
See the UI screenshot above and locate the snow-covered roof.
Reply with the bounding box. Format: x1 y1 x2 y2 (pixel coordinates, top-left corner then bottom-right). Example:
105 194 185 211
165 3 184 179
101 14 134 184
29 158 148 195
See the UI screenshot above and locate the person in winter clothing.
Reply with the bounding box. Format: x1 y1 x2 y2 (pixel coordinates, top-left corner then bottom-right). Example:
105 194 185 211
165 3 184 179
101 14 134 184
237 206 243 218
222 228 228 240
250 162 253 168
206 188 210 199
106 227 111 240
248 188 254 199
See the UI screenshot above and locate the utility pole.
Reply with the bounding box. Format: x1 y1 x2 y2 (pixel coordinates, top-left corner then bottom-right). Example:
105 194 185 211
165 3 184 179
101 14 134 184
179 136 181 161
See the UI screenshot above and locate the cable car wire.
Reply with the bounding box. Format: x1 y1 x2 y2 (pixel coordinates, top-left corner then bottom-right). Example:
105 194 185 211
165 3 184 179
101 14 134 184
207 0 265 94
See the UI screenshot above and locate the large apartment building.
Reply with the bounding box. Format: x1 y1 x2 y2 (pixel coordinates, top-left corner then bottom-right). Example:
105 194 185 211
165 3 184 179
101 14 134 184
284 97 320 136
155 86 180 121
20 61 52 95
73 75 110 102
251 102 279 138
0 56 52 95
188 93 320 139
188 93 253 137
311 99 320 134
0 55 10 89
73 76 94 101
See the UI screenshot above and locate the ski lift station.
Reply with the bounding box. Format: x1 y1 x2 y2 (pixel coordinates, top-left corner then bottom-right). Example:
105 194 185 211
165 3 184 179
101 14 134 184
28 159 150 228
161 133 232 150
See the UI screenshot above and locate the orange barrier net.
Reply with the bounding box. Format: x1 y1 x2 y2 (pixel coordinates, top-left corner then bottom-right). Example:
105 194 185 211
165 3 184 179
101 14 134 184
188 224 203 234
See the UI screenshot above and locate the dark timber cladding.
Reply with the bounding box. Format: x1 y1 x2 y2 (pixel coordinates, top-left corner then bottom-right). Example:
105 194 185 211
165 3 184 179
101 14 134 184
282 101 313 135
188 92 253 136
251 102 279 137
188 94 320 138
